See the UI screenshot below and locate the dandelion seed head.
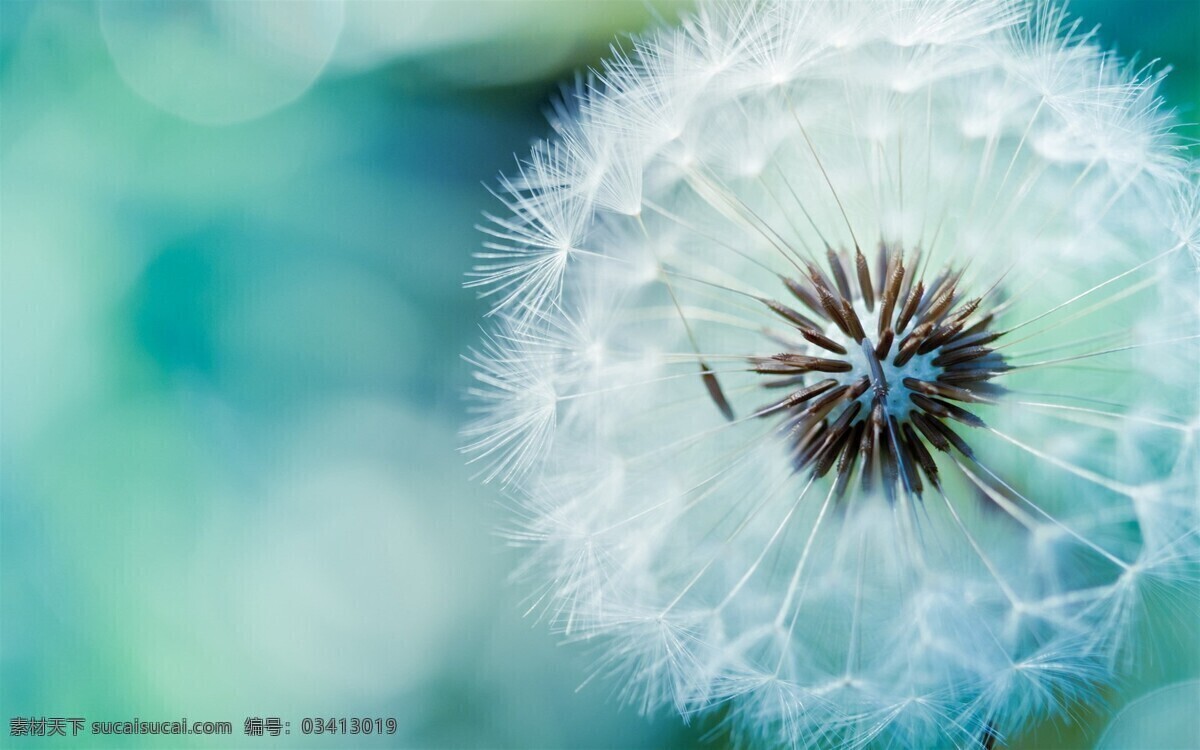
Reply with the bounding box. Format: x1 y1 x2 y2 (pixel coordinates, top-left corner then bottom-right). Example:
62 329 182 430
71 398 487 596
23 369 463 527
466 1 1200 747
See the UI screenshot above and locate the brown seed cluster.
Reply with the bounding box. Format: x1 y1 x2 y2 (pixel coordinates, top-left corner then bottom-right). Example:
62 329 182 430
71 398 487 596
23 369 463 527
755 245 1008 501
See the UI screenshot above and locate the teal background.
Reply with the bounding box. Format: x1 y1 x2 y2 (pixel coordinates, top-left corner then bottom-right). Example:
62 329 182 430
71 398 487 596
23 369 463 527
1 2 1195 748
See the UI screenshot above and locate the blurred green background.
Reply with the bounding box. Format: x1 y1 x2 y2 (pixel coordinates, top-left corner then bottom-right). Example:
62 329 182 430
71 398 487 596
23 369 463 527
0 2 1195 749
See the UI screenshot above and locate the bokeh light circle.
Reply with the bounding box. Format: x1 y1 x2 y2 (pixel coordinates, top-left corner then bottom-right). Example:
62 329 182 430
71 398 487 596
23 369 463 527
1097 680 1200 750
100 0 343 126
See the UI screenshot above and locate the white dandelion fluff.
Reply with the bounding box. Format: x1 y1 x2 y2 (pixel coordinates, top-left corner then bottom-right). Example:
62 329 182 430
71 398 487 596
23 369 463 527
466 1 1200 747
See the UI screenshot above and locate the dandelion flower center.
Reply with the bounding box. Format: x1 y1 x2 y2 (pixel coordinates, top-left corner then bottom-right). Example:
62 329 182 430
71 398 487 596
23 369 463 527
755 244 1004 499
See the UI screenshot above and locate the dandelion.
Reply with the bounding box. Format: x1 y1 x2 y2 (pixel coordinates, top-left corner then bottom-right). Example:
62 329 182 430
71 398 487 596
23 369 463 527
466 1 1200 747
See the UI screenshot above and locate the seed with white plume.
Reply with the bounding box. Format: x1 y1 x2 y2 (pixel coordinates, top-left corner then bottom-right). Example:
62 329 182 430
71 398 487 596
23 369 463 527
465 2 1200 748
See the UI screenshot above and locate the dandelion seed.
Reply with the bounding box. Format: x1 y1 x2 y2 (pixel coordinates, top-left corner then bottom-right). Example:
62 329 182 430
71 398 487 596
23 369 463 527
466 2 1200 747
